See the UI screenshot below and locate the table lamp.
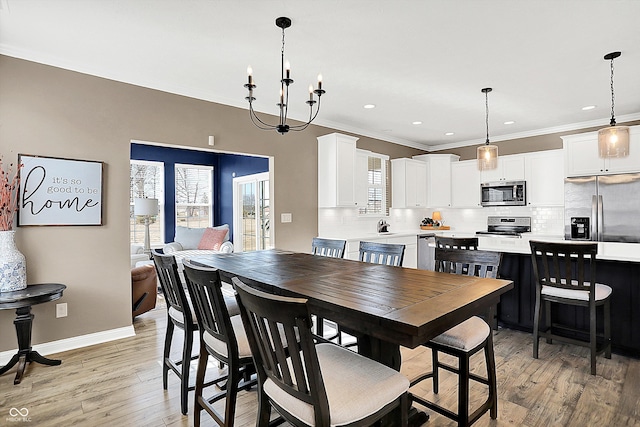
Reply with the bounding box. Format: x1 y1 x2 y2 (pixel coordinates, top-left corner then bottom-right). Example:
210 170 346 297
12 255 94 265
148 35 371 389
432 211 442 227
134 198 159 257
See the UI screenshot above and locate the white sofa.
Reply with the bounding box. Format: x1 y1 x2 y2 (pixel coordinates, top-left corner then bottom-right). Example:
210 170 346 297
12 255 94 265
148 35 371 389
162 225 234 268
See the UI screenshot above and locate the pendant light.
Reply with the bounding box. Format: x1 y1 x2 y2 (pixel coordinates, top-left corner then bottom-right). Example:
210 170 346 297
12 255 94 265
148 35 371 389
477 87 498 170
598 51 629 158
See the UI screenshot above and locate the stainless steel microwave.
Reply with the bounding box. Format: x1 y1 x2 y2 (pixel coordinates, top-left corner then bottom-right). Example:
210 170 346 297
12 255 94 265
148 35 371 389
480 181 526 206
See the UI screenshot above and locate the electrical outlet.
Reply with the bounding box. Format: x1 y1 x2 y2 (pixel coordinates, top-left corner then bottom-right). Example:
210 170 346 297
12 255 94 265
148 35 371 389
56 303 67 318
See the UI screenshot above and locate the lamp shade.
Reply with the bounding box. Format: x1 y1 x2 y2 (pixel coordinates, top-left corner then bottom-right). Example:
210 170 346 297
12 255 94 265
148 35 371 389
598 125 629 158
134 198 159 216
477 144 498 170
432 211 442 222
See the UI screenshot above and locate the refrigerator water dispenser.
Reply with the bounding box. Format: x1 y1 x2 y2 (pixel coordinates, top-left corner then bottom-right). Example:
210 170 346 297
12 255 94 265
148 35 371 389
571 217 590 240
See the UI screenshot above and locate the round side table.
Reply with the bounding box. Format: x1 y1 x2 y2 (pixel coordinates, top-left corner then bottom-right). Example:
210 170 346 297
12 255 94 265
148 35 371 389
0 283 67 384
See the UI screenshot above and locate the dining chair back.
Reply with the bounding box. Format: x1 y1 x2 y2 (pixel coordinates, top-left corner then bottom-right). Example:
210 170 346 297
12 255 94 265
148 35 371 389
410 247 502 427
311 237 346 258
152 250 198 415
232 277 410 427
359 241 405 266
435 236 479 250
182 260 255 426
529 240 611 375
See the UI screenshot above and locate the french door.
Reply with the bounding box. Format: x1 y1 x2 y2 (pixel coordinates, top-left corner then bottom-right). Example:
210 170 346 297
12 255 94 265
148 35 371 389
232 172 271 252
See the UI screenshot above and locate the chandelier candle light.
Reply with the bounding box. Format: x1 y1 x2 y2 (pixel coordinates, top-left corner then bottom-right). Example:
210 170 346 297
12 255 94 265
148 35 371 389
598 51 629 158
477 87 498 171
244 17 325 134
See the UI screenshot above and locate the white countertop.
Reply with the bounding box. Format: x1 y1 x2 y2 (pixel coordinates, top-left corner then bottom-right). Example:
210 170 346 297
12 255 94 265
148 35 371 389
319 230 640 262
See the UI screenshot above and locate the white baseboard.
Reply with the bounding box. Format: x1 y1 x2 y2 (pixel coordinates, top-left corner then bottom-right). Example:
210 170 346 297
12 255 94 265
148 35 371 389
0 325 136 365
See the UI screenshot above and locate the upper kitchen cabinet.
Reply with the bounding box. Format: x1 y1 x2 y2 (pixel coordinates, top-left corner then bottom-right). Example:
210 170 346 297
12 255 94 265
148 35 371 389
480 154 525 183
525 149 564 206
413 154 460 208
451 159 482 208
318 133 361 207
563 126 640 177
391 158 427 208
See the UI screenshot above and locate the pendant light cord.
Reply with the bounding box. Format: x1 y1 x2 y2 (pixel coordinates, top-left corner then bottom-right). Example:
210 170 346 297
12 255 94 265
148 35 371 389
609 56 616 126
485 90 490 144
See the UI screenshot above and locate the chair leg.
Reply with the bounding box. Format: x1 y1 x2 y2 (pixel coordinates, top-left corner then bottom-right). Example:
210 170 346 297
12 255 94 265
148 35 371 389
194 344 208 427
432 349 440 394
545 300 552 344
604 299 612 359
256 388 271 427
590 302 597 376
532 293 541 359
163 319 175 389
458 354 470 426
180 329 194 415
485 334 498 419
224 359 240 427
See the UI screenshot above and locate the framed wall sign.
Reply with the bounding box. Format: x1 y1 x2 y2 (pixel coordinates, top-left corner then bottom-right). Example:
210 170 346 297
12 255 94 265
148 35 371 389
18 154 104 226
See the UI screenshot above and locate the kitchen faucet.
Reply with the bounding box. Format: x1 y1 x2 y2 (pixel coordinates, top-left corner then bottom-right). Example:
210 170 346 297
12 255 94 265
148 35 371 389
377 219 390 233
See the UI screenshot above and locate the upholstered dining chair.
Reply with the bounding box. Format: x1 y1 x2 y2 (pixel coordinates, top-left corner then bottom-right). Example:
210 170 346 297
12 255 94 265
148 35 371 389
529 240 611 375
359 241 405 266
311 237 347 343
410 246 502 427
232 277 410 427
152 250 199 415
182 260 255 427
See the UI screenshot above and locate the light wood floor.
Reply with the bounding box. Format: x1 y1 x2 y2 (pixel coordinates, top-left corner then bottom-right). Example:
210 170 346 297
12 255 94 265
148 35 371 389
2 296 639 427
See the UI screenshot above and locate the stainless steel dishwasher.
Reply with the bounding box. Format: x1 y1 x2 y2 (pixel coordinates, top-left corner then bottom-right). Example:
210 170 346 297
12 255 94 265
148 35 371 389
417 233 436 270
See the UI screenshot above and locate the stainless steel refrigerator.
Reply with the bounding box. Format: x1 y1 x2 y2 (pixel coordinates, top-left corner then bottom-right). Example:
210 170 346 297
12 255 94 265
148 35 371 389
565 173 640 243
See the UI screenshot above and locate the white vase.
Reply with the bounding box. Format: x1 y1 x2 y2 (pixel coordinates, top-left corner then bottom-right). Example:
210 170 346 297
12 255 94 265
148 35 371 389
0 230 27 293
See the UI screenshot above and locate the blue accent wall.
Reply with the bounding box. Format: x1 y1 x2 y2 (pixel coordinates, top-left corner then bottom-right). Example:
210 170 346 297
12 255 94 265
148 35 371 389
131 143 268 243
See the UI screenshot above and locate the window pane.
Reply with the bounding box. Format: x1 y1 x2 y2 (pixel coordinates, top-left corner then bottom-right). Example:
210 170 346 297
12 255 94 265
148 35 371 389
130 161 164 246
359 154 388 216
175 164 213 229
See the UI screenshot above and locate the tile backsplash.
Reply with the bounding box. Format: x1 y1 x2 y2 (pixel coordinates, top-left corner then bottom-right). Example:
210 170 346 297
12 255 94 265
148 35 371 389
318 206 564 237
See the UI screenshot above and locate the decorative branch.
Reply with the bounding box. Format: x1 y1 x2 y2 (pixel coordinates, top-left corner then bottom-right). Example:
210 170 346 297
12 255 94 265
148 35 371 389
0 157 22 231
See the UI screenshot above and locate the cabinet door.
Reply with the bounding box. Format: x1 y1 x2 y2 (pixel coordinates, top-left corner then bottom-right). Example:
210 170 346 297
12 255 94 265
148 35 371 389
318 133 359 207
525 150 564 206
481 155 525 182
355 150 369 207
391 158 426 208
606 127 640 174
335 137 356 206
451 160 481 208
564 134 605 176
427 157 452 207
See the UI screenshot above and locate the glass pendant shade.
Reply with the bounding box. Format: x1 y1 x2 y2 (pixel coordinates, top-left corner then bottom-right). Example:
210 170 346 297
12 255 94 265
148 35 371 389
477 144 498 170
598 125 629 158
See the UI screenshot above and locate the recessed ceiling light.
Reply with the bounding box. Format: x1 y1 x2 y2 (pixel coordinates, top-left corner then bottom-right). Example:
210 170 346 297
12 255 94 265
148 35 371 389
364 104 376 109
412 121 422 125
445 132 455 136
504 121 515 125
582 105 596 111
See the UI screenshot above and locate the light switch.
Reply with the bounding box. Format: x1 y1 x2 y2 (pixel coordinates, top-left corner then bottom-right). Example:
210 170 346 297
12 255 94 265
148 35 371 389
281 213 292 223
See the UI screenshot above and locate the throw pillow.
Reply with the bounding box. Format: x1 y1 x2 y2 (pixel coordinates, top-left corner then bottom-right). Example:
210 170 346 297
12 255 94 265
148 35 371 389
198 227 228 250
175 227 208 250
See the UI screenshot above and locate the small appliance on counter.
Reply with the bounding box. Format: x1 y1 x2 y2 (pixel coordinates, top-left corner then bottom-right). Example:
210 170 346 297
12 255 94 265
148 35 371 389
476 216 531 237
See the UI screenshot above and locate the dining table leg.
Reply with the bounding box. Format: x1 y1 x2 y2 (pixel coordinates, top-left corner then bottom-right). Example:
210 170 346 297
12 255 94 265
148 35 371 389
357 335 429 427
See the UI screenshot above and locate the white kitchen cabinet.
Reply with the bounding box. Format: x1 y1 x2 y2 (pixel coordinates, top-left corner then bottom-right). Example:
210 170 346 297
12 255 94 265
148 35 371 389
355 149 371 207
480 154 525 183
318 133 360 208
451 159 482 208
563 126 640 177
391 158 427 208
413 154 460 208
525 149 564 206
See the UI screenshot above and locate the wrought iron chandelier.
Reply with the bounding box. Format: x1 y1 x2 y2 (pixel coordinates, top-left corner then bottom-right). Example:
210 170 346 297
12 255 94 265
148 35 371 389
244 17 325 135
477 87 498 170
598 51 629 158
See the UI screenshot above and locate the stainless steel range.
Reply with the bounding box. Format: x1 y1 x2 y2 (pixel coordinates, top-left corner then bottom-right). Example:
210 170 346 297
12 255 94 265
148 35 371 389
476 216 531 237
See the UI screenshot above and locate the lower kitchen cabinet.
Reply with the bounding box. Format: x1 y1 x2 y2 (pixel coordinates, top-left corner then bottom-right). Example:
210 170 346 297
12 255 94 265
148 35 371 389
497 253 640 357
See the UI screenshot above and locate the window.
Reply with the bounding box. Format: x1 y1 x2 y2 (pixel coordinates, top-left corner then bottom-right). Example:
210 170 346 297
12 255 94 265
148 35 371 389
359 154 390 216
130 160 164 246
175 164 213 228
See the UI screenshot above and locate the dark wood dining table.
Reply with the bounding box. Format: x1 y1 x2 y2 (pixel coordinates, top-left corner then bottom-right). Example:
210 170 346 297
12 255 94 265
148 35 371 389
192 250 513 425
191 250 513 369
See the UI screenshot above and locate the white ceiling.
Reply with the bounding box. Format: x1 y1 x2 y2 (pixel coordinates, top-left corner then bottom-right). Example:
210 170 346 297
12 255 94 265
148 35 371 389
1 0 640 151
